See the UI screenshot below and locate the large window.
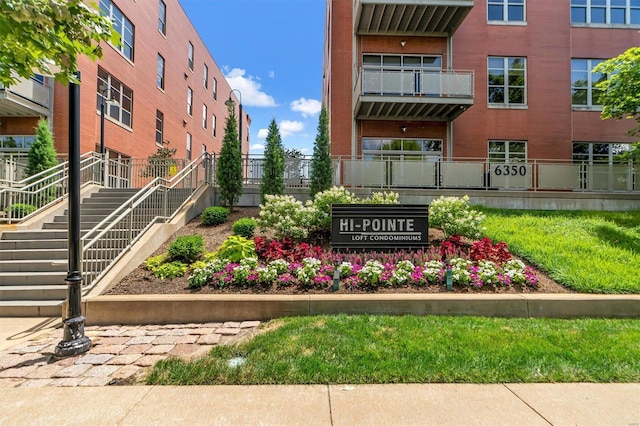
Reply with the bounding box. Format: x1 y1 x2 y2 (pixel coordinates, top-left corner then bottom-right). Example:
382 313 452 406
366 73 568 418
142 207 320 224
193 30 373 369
362 54 442 69
362 138 442 159
488 0 525 22
571 0 640 25
158 0 166 34
489 140 527 162
573 142 628 163
188 42 194 71
155 110 164 146
571 59 605 107
187 87 193 116
97 67 133 127
157 54 165 90
488 57 526 106
100 0 134 61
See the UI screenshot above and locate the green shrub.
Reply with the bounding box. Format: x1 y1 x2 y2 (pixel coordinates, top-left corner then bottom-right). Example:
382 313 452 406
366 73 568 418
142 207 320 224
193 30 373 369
257 194 312 240
5 203 37 219
232 218 257 238
429 195 486 239
361 191 400 205
144 253 168 271
201 206 229 226
214 235 256 262
307 186 358 233
153 261 187 279
168 235 205 264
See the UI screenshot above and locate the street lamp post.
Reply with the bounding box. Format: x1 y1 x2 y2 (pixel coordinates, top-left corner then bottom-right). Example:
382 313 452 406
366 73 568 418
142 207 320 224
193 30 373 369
225 89 242 149
55 71 91 357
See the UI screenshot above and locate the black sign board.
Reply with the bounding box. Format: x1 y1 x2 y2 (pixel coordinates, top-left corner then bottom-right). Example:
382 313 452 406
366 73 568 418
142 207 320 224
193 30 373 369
331 204 429 251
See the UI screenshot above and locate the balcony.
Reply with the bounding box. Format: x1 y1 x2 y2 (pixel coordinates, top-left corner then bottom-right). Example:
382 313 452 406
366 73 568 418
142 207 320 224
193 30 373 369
354 0 474 36
0 77 51 117
354 67 474 121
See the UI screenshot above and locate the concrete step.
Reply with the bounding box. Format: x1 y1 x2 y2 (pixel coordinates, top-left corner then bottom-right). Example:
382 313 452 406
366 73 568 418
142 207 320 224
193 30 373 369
0 285 68 301
0 260 68 273
42 222 102 230
0 300 63 317
0 272 67 286
0 230 67 241
53 214 110 223
0 240 68 250
0 249 67 260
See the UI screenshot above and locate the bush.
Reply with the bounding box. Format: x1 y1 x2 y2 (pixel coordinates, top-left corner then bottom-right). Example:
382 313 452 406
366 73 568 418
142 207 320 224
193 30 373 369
168 235 205 264
153 261 187 279
307 186 358 233
144 253 168 272
214 235 256 262
361 191 400 205
5 203 37 219
429 195 486 239
201 206 229 226
257 194 312 240
232 218 257 238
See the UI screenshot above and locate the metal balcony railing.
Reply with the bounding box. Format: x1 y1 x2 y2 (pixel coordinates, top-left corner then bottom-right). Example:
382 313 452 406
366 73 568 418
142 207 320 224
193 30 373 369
359 68 474 98
0 77 51 111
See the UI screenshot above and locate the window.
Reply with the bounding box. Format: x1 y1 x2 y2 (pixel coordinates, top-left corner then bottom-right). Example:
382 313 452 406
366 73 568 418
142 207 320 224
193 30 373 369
203 64 208 89
158 0 166 34
97 67 133 127
573 142 628 163
188 42 194 70
155 110 164 146
157 54 165 90
489 141 527 162
187 87 193 116
572 59 606 107
202 144 207 155
202 104 208 129
571 0 640 25
212 114 217 137
488 57 526 106
362 138 443 159
100 0 134 61
488 0 525 22
186 133 192 161
213 78 217 100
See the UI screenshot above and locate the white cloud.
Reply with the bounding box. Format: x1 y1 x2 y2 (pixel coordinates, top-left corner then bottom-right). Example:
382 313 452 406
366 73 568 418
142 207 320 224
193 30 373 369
268 71 276 79
225 68 276 107
257 128 269 139
250 143 265 151
290 98 322 118
299 147 311 154
279 120 304 138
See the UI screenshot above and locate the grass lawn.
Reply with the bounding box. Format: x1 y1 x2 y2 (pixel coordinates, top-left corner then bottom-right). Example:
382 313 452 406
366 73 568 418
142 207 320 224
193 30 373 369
146 315 640 385
481 209 640 293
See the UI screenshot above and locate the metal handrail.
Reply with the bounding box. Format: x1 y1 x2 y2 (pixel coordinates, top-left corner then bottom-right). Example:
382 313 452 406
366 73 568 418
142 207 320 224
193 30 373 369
80 153 208 292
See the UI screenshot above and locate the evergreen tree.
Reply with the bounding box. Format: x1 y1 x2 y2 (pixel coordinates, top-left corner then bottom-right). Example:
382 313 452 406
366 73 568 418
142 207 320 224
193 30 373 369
309 106 333 197
260 119 285 204
216 103 243 211
26 118 57 177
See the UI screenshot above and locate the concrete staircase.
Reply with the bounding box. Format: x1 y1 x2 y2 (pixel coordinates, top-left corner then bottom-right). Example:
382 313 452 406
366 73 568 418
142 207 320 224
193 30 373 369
0 188 139 317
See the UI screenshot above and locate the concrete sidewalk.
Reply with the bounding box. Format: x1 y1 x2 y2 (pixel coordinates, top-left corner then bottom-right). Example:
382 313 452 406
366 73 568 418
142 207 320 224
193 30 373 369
1 318 638 425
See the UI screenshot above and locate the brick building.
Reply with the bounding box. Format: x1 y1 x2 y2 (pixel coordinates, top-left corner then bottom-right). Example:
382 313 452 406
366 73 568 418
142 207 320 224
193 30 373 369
0 0 249 162
323 0 639 189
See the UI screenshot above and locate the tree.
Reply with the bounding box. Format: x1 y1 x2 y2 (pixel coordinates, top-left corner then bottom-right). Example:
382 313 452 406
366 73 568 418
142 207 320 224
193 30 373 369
0 0 115 86
140 141 177 178
260 119 285 204
216 103 243 210
309 106 333 197
27 118 58 177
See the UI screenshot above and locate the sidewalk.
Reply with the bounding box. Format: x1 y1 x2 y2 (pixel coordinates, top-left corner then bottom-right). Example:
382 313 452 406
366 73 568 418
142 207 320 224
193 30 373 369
1 318 638 425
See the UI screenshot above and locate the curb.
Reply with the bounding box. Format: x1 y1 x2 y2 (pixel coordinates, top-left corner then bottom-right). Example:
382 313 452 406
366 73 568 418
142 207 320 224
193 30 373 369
82 294 640 325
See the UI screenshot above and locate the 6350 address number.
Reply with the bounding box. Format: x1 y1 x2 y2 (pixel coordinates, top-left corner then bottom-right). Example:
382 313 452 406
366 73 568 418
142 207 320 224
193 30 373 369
493 164 528 176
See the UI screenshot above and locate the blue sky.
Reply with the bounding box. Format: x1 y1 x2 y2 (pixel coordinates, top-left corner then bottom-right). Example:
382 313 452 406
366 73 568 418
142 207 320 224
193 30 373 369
180 0 326 155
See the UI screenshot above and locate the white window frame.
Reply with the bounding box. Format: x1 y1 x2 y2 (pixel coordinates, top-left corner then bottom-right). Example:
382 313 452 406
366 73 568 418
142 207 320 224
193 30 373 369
158 0 166 35
571 59 606 109
212 114 217 137
488 56 527 107
187 87 193 116
213 78 218 101
487 0 526 23
186 133 192 161
188 42 194 71
157 54 165 90
100 0 134 61
155 110 164 146
488 140 527 162
202 104 208 129
97 67 134 128
203 64 208 89
571 0 640 25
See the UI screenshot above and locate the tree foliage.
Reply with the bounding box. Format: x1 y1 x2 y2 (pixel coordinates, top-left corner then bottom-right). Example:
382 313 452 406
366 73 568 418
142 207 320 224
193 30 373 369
595 47 640 135
26 118 58 177
141 141 178 178
216 103 243 210
260 119 285 204
309 106 333 197
0 0 115 86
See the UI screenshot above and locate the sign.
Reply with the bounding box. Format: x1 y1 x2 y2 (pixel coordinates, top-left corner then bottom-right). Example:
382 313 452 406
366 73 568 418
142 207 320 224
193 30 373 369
169 164 178 176
331 204 429 251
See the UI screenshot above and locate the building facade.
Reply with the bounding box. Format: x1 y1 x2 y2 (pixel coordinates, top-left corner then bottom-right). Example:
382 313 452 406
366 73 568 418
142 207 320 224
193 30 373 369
0 0 249 163
323 0 639 189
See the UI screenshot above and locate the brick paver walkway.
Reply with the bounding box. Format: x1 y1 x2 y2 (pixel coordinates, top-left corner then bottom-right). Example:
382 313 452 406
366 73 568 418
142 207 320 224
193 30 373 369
0 321 260 388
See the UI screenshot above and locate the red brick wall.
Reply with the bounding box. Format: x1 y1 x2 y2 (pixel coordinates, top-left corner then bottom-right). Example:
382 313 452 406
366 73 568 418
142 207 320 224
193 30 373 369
52 0 246 160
